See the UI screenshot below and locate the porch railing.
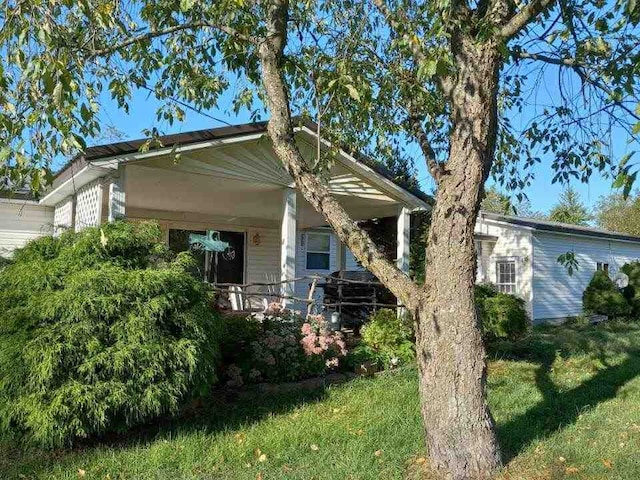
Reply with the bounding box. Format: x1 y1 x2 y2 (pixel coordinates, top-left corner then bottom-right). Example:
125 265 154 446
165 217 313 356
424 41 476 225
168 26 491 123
206 273 402 315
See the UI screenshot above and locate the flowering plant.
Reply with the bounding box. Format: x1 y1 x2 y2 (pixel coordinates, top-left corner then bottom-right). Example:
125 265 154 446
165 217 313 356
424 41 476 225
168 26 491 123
221 304 348 386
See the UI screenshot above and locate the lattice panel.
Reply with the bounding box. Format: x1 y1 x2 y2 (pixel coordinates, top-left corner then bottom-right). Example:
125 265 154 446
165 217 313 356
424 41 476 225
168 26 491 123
53 197 74 236
74 180 103 231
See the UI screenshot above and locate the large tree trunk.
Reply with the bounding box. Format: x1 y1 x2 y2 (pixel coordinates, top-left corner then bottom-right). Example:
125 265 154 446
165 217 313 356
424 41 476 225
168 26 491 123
415 37 503 479
257 2 502 478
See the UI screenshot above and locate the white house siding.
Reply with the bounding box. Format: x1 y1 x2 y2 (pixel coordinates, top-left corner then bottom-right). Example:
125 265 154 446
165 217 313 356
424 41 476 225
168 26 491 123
345 249 364 270
0 201 54 257
475 218 534 318
532 232 640 322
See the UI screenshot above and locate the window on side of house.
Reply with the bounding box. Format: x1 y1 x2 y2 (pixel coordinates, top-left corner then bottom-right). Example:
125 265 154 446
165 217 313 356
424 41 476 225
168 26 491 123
495 259 517 294
596 262 610 276
306 232 331 270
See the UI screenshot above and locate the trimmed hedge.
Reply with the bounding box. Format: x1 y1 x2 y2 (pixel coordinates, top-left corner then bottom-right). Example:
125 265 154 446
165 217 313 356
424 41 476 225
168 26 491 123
475 283 529 341
621 262 640 316
583 270 632 317
0 221 220 447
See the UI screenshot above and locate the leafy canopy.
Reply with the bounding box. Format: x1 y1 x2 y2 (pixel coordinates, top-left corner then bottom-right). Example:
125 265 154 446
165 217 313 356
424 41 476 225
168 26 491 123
595 190 640 236
0 0 639 197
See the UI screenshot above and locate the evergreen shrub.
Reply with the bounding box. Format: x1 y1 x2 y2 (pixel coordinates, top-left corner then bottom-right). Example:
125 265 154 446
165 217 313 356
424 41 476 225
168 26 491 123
0 221 220 447
583 270 632 317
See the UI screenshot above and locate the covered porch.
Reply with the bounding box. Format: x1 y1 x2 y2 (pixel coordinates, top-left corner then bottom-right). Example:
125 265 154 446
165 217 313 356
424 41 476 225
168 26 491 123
41 122 429 308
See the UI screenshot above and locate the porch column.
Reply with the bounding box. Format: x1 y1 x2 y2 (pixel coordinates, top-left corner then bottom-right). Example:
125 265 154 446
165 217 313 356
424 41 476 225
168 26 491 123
396 206 410 275
107 165 126 222
280 187 297 306
397 206 410 315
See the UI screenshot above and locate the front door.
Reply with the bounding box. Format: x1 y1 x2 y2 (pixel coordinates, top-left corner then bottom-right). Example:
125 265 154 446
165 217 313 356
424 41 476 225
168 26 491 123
212 231 245 284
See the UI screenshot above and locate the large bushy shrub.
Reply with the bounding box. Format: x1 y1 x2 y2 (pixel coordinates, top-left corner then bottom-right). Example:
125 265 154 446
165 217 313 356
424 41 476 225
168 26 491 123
352 309 415 369
475 284 529 341
220 305 347 386
621 262 640 317
0 221 220 447
583 270 632 317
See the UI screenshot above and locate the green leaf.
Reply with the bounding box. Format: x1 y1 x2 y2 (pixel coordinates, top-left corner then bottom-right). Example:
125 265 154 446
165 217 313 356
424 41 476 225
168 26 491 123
80 103 91 122
53 82 64 106
180 0 196 12
345 84 360 102
0 146 11 164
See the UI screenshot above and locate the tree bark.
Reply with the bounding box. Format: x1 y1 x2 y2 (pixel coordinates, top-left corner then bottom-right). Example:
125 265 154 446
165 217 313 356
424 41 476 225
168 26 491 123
415 35 503 479
257 0 422 311
257 2 503 478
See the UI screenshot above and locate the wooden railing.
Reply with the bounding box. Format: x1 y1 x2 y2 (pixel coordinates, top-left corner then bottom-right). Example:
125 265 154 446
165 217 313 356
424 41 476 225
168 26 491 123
207 273 401 314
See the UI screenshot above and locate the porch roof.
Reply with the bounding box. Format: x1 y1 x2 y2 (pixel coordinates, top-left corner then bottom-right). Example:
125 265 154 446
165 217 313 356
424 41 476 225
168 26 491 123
42 119 431 211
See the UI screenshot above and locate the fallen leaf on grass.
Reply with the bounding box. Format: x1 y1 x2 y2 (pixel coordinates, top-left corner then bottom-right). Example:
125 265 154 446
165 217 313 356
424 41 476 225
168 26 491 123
310 444 319 451
77 469 86 478
415 457 427 465
258 454 267 463
256 473 263 480
565 466 580 474
374 450 383 457
603 459 613 469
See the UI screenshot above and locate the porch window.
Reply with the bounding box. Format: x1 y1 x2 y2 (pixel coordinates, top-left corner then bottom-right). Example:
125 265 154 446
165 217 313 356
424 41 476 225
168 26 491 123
306 232 331 270
496 260 517 294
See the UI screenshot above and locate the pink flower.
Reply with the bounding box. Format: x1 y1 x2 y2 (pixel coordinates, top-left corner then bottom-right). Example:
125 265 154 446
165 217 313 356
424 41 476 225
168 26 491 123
325 357 339 368
301 323 313 336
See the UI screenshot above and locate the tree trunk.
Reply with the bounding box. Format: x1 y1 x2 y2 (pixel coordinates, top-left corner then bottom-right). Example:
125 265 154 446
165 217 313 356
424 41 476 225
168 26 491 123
256 0 422 310
257 2 503 478
415 37 503 479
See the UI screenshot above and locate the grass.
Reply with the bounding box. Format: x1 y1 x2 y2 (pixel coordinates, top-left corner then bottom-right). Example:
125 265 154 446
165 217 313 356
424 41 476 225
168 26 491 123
3 321 640 479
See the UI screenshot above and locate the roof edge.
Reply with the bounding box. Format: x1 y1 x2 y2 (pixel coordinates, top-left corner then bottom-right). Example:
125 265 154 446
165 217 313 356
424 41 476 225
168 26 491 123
49 118 432 206
480 211 640 244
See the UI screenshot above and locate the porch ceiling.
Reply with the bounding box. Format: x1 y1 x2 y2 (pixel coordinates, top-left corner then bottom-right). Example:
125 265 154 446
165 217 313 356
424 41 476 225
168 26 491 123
125 137 404 229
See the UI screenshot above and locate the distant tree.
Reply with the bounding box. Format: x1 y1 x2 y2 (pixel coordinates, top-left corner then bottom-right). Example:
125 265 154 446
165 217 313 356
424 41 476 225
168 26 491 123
595 191 640 236
481 187 513 214
481 186 543 218
548 187 592 225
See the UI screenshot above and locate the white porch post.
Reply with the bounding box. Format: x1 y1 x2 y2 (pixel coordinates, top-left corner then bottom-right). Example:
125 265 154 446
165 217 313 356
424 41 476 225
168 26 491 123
397 206 411 314
396 206 410 275
280 187 297 307
107 165 126 222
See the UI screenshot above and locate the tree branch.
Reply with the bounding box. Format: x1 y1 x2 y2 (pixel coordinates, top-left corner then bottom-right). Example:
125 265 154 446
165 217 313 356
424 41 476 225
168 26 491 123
87 22 258 58
257 0 422 311
513 50 640 122
407 113 444 182
499 0 558 38
372 0 452 95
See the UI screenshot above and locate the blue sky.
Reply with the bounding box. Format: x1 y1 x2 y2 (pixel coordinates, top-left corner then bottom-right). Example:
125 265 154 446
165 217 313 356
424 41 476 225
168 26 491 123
77 65 629 217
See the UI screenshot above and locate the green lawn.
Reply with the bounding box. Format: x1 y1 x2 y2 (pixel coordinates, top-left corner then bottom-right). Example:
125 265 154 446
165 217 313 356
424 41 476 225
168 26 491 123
3 322 640 480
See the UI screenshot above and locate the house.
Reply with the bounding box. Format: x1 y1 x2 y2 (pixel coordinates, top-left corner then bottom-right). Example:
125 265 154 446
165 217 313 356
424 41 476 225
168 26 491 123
0 121 429 307
3 120 640 323
476 211 640 323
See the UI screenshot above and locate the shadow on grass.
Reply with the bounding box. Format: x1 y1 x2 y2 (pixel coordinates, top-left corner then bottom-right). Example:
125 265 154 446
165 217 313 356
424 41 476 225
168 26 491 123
493 333 640 461
0 383 331 476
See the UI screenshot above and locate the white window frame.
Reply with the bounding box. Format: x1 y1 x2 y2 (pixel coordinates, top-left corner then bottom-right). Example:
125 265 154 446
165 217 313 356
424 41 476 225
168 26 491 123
495 257 517 294
305 232 332 271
